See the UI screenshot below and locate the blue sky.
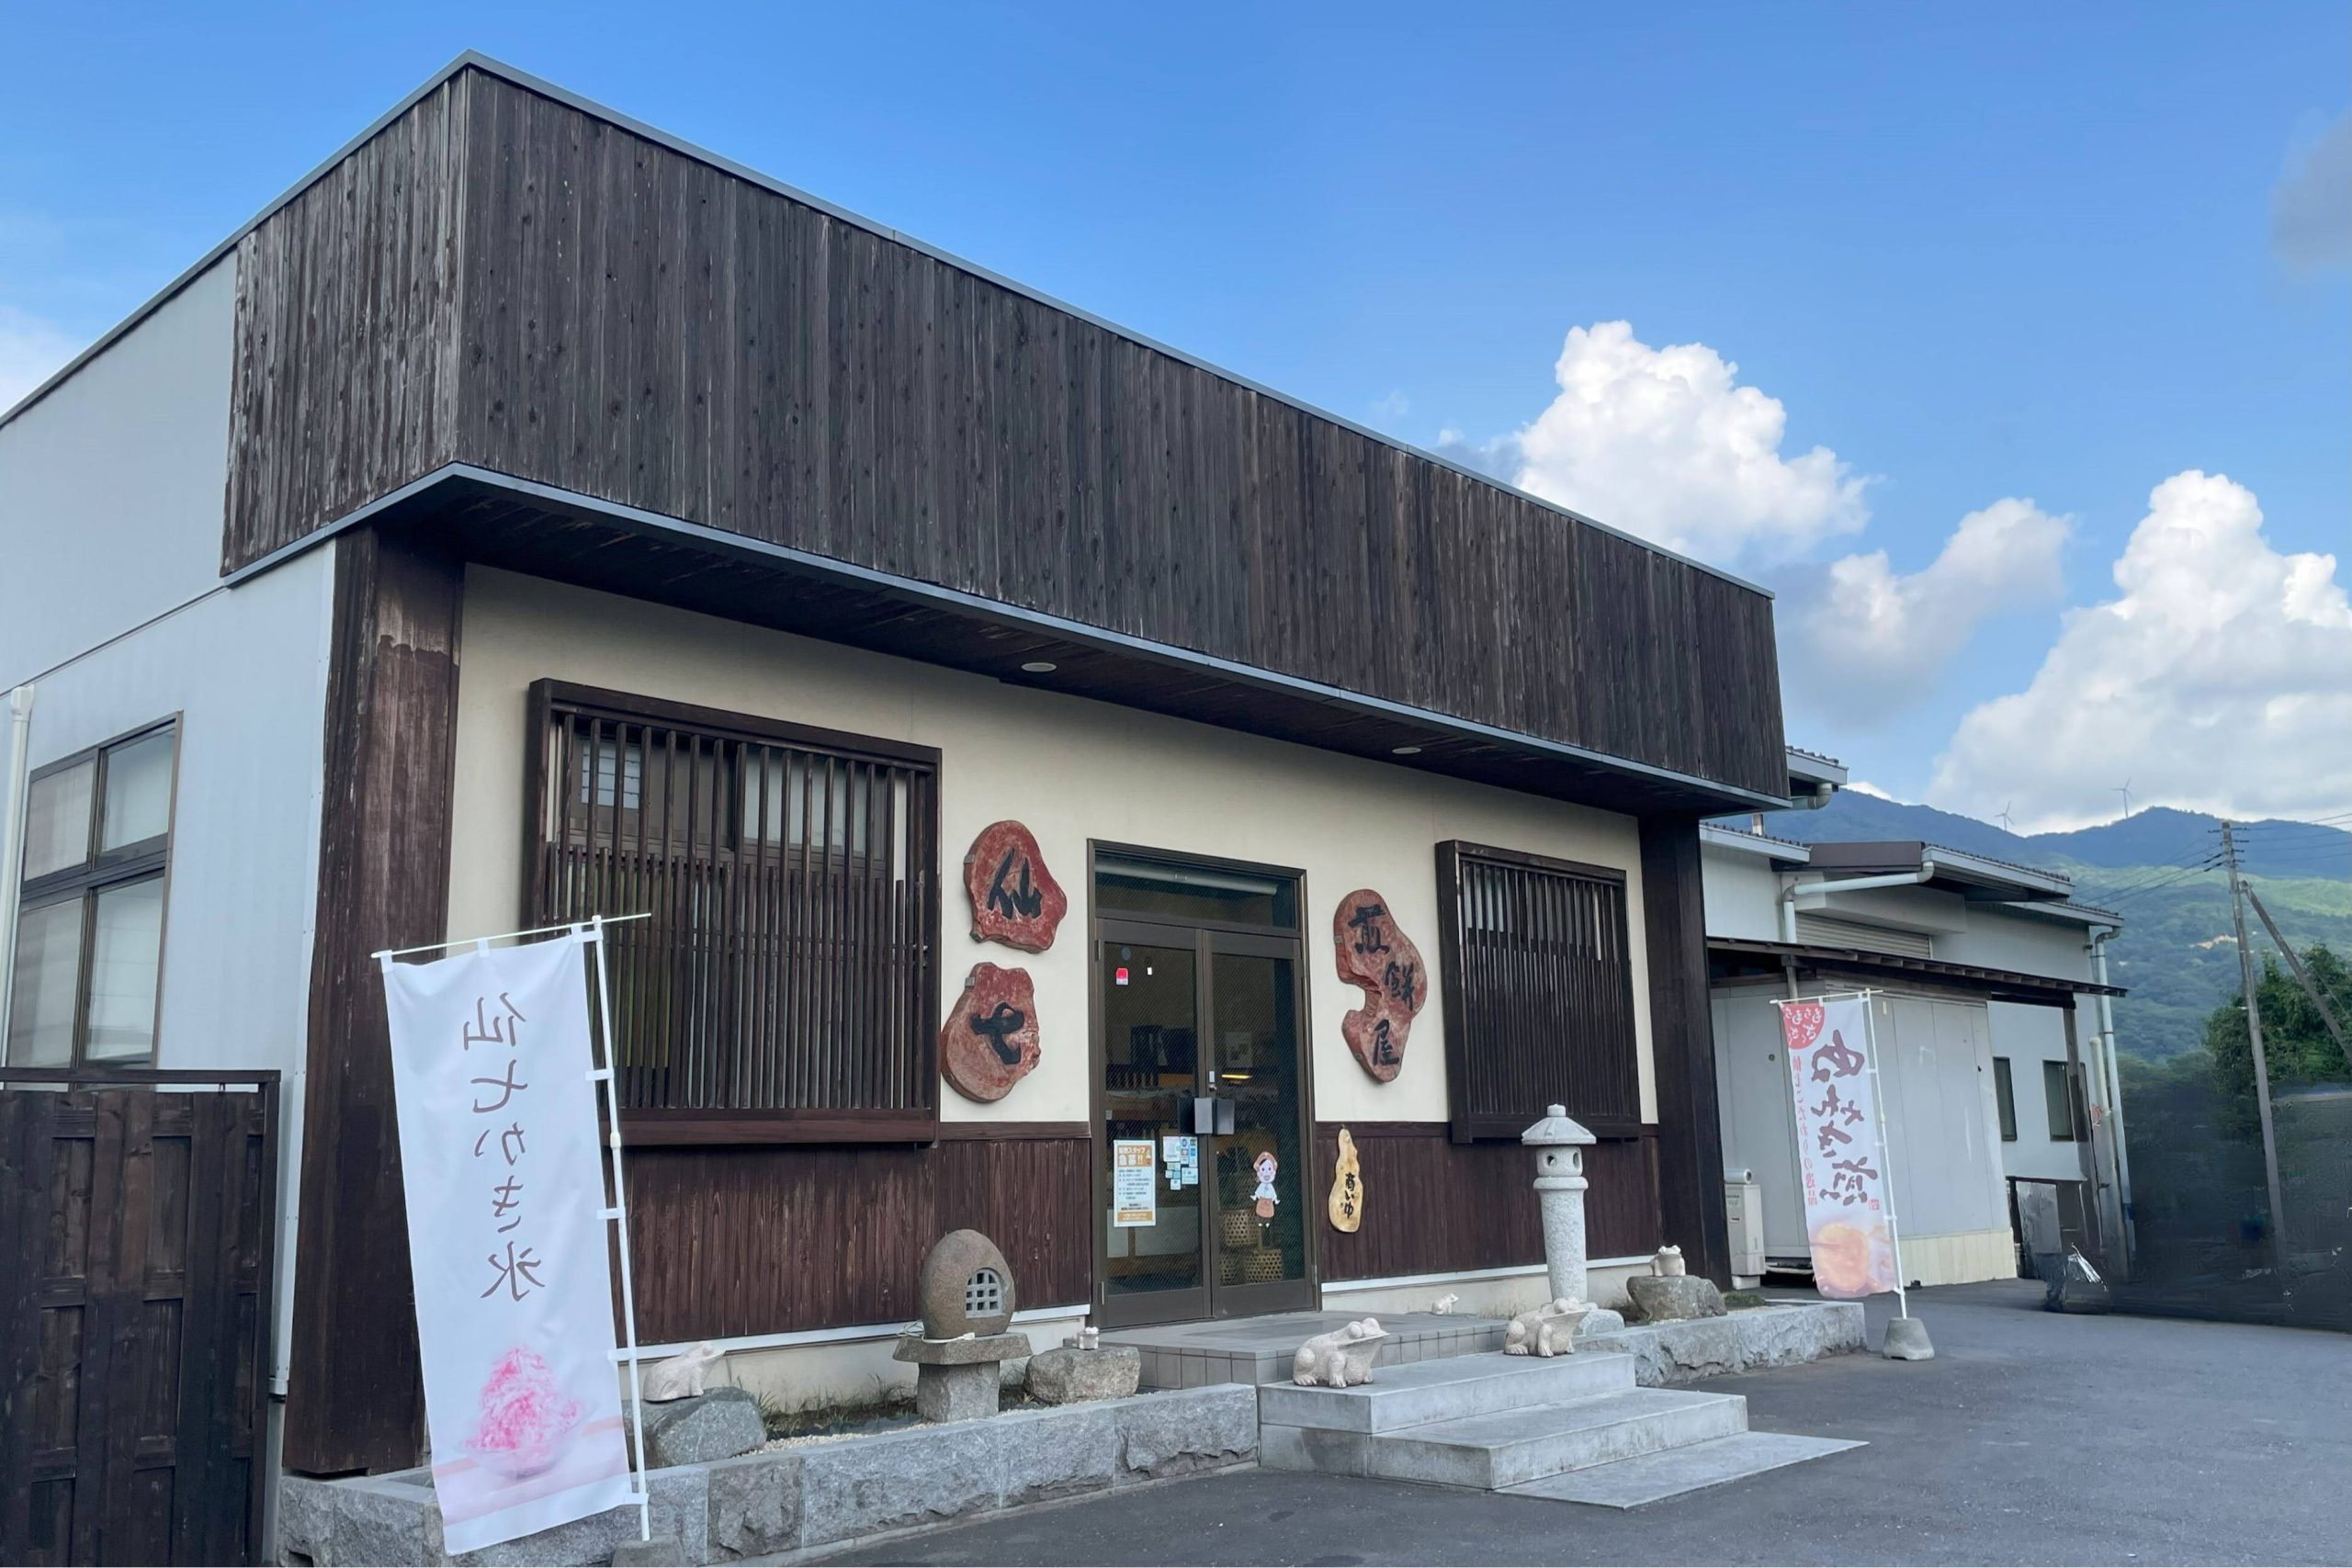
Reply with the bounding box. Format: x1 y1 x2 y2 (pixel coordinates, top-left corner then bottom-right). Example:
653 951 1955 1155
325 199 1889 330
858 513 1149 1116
5 3 2346 828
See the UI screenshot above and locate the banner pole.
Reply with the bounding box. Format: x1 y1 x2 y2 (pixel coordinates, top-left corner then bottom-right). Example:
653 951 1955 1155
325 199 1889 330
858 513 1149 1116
588 916 653 1542
1859 993 1909 1321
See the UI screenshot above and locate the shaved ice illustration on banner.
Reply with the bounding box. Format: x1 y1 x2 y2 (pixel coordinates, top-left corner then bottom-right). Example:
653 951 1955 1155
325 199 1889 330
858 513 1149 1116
382 933 634 1553
1777 995 1900 1300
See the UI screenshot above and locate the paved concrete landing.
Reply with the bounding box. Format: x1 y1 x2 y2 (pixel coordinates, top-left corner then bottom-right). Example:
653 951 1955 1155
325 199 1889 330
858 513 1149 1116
1500 1430 1866 1509
1106 1310 1504 1389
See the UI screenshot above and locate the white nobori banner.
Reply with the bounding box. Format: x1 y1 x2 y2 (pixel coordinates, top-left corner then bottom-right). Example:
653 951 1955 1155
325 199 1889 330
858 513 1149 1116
383 933 634 1554
1777 994 1901 1301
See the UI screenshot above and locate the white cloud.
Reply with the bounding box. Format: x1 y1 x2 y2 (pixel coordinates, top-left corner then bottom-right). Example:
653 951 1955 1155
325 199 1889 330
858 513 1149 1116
0 305 81 414
1929 470 2352 830
1369 389 1410 423
2272 108 2352 271
1786 498 2071 717
1846 779 1906 802
1505 321 1871 563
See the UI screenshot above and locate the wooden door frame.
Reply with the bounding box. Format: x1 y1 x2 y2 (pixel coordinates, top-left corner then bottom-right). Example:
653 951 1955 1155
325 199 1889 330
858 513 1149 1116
1085 842 1318 1326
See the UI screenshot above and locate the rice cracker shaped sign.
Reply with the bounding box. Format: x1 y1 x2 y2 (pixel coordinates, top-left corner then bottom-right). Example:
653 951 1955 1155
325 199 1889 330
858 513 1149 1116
1332 889 1427 1083
941 962 1042 1102
963 820 1068 952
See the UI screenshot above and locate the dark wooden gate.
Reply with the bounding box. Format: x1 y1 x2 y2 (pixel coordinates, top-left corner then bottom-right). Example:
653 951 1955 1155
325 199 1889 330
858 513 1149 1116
0 1068 279 1567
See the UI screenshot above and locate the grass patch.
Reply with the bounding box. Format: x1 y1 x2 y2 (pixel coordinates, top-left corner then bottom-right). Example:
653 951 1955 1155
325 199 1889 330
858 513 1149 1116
1724 1290 1770 1310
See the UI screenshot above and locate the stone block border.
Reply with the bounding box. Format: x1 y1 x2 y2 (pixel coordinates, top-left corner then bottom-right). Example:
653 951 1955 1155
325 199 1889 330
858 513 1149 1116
1585 1300 1864 1385
278 1384 1257 1566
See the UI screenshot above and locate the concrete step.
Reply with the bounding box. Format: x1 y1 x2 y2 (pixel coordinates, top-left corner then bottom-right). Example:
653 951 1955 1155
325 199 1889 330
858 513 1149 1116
1259 1351 1635 1435
1107 1311 1507 1390
1499 1430 1866 1509
1363 1389 1749 1491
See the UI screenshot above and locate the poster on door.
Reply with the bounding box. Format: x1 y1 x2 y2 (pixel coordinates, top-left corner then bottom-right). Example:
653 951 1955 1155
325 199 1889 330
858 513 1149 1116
1776 995 1900 1301
382 934 634 1554
1112 1138 1158 1226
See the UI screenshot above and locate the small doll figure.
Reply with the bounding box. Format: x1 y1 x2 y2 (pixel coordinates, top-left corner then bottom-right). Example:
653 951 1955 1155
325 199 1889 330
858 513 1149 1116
1251 1149 1280 1220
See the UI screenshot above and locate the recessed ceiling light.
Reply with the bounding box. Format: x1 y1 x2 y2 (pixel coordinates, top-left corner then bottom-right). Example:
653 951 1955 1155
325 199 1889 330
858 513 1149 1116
1391 744 1422 756
1020 660 1058 674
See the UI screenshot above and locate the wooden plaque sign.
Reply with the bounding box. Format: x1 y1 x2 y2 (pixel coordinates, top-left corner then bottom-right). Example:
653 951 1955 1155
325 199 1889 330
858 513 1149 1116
1333 888 1428 1083
942 962 1042 1102
963 820 1068 952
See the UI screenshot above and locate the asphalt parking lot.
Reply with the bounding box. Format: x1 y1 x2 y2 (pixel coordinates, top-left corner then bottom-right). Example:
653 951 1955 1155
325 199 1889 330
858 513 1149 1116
829 1280 2352 1566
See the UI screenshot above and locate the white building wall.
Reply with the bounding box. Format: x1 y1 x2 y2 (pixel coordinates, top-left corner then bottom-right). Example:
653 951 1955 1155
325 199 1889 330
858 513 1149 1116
0 260 242 688
1701 841 2114 1286
0 254 335 1407
1937 908 2108 1185
1699 840 1786 942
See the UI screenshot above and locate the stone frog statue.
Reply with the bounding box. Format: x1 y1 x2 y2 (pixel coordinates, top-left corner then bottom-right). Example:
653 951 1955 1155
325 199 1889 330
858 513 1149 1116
1503 1299 1591 1358
1652 1245 1687 1278
1292 1317 1388 1388
642 1341 725 1402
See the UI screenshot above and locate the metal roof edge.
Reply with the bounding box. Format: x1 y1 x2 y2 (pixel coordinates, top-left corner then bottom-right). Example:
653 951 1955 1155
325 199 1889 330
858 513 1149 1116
4 51 1775 605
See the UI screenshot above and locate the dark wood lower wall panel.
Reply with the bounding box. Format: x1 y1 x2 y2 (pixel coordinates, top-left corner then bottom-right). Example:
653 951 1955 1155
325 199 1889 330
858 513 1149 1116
1312 1123 1659 1282
623 1132 1091 1343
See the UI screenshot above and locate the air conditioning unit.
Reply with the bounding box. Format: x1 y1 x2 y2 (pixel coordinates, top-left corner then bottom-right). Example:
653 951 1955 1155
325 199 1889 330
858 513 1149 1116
1724 1169 1764 1289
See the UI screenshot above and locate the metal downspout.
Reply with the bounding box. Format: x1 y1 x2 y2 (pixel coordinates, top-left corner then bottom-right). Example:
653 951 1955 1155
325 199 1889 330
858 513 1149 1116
0 685 35 1040
2091 926 2135 1269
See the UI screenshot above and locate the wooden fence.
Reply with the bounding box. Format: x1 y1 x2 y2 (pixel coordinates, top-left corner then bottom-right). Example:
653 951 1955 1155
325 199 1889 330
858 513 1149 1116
0 1068 278 1566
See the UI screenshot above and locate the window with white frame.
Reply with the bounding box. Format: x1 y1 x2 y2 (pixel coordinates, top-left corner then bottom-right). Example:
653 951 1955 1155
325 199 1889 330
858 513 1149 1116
6 721 177 1066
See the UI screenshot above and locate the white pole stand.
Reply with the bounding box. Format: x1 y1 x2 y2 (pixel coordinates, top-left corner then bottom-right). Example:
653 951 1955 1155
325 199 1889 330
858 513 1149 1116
1860 994 1935 1362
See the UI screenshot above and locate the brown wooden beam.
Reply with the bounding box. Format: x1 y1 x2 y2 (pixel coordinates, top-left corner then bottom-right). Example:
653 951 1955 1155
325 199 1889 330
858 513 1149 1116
1639 815 1733 1288
283 527 462 1474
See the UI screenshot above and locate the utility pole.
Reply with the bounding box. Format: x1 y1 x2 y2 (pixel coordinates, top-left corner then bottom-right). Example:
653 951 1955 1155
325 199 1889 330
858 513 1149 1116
2221 820 2290 1277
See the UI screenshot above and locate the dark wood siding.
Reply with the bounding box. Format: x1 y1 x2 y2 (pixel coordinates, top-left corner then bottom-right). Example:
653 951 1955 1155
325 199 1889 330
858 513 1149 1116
1312 1123 1658 1281
284 528 463 1476
1638 816 1733 1288
225 76 470 567
223 67 1786 802
623 1127 1091 1342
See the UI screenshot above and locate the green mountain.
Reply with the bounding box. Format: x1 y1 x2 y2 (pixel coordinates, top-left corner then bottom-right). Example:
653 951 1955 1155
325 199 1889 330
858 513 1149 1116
1747 795 2352 1061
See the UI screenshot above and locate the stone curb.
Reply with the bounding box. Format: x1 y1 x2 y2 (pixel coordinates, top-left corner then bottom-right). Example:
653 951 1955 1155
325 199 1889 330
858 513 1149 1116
1584 1301 1865 1386
278 1384 1259 1566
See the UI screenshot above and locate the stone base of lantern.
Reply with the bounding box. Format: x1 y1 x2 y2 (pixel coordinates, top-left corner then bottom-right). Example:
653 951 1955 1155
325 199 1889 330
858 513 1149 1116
895 1331 1031 1422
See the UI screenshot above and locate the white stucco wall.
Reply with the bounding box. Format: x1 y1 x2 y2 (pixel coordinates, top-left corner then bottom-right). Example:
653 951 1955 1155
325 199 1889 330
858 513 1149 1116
0 259 239 688
445 567 1661 1134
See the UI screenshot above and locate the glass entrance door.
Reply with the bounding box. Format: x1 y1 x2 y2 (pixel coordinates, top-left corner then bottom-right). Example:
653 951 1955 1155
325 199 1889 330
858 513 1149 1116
1093 853 1315 1327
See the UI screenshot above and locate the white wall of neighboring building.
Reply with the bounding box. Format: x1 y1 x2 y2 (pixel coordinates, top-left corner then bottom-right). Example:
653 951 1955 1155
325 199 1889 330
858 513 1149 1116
1700 835 2114 1287
0 252 336 1413
1938 908 2109 1185
0 260 241 688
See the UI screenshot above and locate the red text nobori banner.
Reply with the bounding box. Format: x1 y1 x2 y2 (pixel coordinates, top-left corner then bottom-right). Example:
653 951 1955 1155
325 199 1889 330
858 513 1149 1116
382 934 634 1554
1779 996 1899 1300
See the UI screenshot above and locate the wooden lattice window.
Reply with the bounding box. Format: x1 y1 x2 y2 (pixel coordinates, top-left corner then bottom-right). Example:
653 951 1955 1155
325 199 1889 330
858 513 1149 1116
1435 840 1641 1142
526 681 940 1142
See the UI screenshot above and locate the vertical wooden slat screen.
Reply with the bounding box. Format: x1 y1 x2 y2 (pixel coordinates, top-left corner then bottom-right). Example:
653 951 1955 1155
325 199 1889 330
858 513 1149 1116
1436 840 1643 1143
525 681 941 1142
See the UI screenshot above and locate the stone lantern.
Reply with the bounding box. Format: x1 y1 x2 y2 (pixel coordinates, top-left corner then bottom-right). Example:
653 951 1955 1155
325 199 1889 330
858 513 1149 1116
894 1229 1029 1421
1521 1103 1596 1307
